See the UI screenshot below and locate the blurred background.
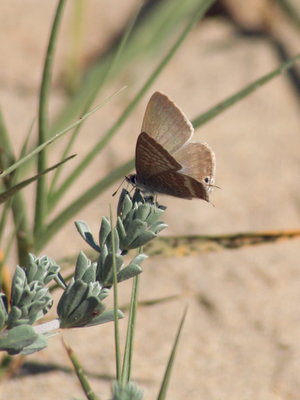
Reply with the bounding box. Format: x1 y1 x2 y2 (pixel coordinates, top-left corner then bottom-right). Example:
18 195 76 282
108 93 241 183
1 1 300 399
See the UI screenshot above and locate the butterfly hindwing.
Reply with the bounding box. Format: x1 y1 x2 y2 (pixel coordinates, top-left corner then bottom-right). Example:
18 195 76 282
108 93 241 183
174 142 215 184
144 171 209 200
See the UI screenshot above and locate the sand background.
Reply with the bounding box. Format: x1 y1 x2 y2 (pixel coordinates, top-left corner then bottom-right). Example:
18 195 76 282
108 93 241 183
1 1 300 399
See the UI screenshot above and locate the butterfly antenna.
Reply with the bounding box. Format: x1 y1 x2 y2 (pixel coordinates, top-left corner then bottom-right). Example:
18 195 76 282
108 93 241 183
112 177 126 197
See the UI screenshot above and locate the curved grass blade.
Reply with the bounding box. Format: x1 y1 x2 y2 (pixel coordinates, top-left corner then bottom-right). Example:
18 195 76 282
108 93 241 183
51 0 215 207
35 0 68 235
192 54 300 129
110 208 121 381
121 273 140 385
0 99 117 180
63 340 98 400
50 0 209 136
157 307 187 400
0 155 76 204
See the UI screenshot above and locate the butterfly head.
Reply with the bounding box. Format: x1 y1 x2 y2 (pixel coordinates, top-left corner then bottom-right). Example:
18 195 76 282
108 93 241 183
125 174 137 186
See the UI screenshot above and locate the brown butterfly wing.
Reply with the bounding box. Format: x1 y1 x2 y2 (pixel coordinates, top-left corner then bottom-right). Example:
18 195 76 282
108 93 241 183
141 92 193 154
135 132 181 180
174 142 216 184
144 171 209 201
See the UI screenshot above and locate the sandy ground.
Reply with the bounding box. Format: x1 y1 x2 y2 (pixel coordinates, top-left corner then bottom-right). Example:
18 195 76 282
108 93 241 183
1 1 300 399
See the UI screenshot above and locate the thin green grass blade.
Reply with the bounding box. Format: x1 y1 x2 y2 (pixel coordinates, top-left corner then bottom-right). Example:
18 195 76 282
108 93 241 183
157 307 188 400
192 54 300 129
35 159 134 252
51 0 214 206
110 207 121 381
0 97 119 180
0 111 30 266
48 1 141 188
0 109 14 164
276 0 300 31
121 273 140 385
35 0 68 235
63 341 98 400
63 0 86 93
0 155 76 204
48 5 134 194
50 0 209 135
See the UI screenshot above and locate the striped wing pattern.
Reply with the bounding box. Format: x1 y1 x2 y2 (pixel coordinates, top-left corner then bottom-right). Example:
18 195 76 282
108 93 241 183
134 91 216 202
143 171 208 200
136 132 181 180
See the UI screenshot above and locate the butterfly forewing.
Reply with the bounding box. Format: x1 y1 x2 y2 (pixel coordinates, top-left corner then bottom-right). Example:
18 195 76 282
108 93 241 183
144 171 209 200
136 132 182 180
141 92 193 154
174 142 215 184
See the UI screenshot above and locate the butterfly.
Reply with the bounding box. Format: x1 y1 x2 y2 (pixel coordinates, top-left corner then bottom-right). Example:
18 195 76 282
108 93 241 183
127 91 216 202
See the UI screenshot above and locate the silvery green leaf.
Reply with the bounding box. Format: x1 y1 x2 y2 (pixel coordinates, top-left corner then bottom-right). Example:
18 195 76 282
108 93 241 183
116 218 126 241
11 266 26 304
25 254 61 285
59 296 105 328
87 282 102 297
0 325 38 355
129 254 148 265
57 280 88 321
99 216 111 245
99 288 110 300
87 309 124 327
98 243 108 270
134 203 151 221
151 222 168 233
129 231 157 249
103 253 123 275
124 220 148 246
111 381 143 400
20 333 48 355
117 265 142 282
81 262 97 284
118 192 133 217
105 228 120 253
7 306 22 328
26 254 38 281
145 207 165 225
74 251 91 280
56 279 72 316
75 220 101 252
97 251 124 286
0 294 8 329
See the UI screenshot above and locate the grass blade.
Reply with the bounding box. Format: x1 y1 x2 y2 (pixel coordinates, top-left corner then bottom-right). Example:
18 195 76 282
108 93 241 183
121 274 140 385
63 340 99 400
35 0 68 235
0 155 76 204
51 0 214 206
50 0 209 135
192 54 300 128
0 97 119 180
157 307 187 400
110 207 121 381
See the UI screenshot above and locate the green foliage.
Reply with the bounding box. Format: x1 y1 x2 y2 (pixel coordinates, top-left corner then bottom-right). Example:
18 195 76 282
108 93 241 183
0 189 166 358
